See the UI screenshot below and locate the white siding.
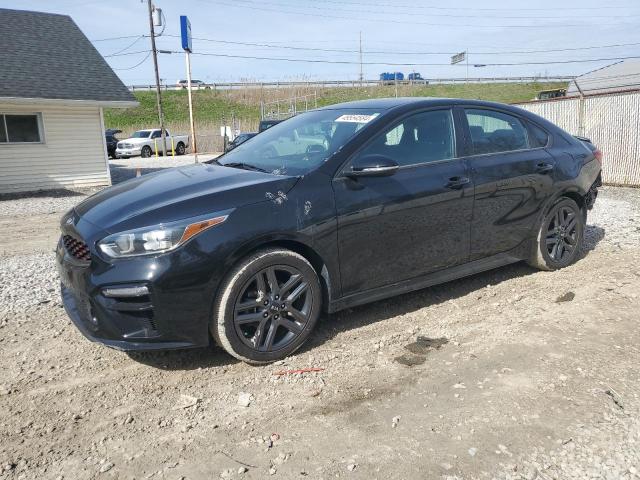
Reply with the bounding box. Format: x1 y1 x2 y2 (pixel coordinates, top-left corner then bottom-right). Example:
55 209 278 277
0 103 110 193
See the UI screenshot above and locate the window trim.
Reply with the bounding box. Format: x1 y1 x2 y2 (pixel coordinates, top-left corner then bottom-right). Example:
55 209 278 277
457 106 552 159
0 112 45 145
336 107 461 178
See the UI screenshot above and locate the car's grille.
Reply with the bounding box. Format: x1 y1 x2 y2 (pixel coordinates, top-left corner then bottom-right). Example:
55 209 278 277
62 235 91 262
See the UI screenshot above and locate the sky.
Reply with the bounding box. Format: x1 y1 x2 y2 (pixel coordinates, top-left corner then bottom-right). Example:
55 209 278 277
3 0 640 86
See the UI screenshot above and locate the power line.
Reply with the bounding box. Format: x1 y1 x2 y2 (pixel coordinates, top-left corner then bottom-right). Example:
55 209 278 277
175 50 640 67
162 34 640 57
104 35 146 57
103 49 151 58
210 0 640 19
292 0 640 12
91 34 145 42
113 51 152 70
206 0 637 27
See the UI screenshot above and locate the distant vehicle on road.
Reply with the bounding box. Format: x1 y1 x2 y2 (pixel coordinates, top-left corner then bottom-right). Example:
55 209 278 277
535 88 567 100
105 129 121 159
407 72 424 81
58 97 601 363
380 72 404 84
115 129 189 158
225 132 258 152
259 120 281 132
176 79 207 89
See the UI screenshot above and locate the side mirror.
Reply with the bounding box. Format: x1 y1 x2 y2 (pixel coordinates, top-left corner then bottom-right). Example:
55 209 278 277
346 154 399 178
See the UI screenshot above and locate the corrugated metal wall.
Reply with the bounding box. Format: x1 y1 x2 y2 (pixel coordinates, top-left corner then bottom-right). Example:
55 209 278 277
516 91 640 186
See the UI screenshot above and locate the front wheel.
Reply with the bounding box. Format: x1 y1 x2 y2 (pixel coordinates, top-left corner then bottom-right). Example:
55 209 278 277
141 145 152 158
212 249 322 364
528 197 584 271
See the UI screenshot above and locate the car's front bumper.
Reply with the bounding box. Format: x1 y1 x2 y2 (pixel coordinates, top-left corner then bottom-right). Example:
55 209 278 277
115 147 142 157
56 233 216 352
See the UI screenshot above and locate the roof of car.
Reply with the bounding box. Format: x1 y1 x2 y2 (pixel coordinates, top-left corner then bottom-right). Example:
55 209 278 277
316 97 515 111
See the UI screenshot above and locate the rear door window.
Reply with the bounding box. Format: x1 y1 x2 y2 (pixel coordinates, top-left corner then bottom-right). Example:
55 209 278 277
465 109 529 155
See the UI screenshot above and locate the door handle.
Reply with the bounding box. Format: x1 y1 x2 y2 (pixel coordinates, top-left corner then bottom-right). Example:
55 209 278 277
446 176 470 189
536 162 554 174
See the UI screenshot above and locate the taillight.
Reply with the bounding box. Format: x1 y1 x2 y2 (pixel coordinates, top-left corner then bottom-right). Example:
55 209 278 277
593 148 603 165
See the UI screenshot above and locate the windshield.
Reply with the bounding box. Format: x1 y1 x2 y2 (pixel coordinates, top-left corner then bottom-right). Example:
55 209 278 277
131 130 152 138
217 109 381 175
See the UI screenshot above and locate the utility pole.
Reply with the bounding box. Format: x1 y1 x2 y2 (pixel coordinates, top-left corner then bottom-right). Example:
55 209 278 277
147 0 167 157
358 31 363 86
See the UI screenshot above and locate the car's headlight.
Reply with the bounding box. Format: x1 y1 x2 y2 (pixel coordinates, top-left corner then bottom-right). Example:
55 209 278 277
97 214 228 258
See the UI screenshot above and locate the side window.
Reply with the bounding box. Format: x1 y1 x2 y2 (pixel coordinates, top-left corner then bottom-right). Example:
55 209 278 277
528 122 549 148
151 130 161 139
465 109 529 155
358 109 455 166
0 113 42 143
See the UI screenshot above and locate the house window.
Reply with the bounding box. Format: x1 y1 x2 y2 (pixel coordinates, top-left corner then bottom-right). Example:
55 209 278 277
0 114 43 143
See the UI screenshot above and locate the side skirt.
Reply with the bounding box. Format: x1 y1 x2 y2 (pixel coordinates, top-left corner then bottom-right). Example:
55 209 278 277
328 252 522 313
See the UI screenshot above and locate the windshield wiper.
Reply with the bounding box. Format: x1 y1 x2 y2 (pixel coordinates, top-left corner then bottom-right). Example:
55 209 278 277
221 162 270 174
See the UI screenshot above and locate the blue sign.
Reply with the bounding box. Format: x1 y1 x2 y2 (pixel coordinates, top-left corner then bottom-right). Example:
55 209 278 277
180 15 192 52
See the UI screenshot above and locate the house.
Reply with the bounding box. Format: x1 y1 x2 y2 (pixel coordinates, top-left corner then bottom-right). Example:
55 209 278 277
566 60 640 97
0 8 138 194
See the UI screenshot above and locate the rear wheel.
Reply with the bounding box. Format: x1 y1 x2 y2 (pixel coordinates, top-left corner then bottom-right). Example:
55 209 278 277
528 197 584 271
176 142 186 155
141 145 152 158
212 249 322 364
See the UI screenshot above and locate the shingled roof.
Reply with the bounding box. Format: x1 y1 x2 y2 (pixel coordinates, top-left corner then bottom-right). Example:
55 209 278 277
0 8 137 105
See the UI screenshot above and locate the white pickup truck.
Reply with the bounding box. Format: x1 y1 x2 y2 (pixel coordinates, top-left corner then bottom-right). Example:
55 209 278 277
115 129 189 158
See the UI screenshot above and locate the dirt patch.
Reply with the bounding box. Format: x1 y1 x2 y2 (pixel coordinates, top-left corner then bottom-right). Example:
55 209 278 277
1 187 639 479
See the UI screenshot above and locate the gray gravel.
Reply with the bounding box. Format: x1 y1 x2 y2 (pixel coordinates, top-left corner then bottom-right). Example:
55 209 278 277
0 254 59 318
0 192 90 217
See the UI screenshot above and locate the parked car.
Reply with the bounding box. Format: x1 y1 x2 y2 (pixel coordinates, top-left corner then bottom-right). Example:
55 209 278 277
57 98 602 364
176 79 207 89
105 129 121 159
258 119 281 132
225 132 257 152
536 88 567 100
115 129 189 158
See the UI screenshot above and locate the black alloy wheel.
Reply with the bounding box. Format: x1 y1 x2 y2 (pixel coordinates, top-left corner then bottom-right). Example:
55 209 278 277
234 265 312 352
529 197 584 271
545 205 579 262
176 142 186 155
141 145 152 158
212 248 322 363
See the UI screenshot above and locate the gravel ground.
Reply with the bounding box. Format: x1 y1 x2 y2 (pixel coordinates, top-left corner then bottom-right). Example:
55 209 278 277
108 154 219 184
0 185 639 479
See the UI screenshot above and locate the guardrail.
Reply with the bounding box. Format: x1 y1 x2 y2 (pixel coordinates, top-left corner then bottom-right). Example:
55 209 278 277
129 76 575 91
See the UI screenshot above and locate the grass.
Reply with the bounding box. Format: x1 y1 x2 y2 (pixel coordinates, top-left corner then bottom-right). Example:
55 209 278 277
104 82 566 152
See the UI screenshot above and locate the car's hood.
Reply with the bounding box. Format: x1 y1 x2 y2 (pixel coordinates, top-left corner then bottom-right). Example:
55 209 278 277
120 137 149 144
75 163 299 233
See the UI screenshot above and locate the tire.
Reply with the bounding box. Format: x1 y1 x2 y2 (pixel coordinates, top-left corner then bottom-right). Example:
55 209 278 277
212 248 322 364
176 142 186 155
528 197 584 271
141 145 152 158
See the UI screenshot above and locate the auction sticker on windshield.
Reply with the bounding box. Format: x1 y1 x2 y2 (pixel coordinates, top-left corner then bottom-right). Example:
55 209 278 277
335 113 379 123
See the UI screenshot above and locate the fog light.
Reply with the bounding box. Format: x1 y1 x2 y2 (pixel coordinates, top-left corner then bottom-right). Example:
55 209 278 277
102 285 149 298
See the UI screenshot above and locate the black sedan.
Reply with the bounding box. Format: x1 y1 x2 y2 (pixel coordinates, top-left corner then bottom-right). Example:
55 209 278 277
58 98 602 363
